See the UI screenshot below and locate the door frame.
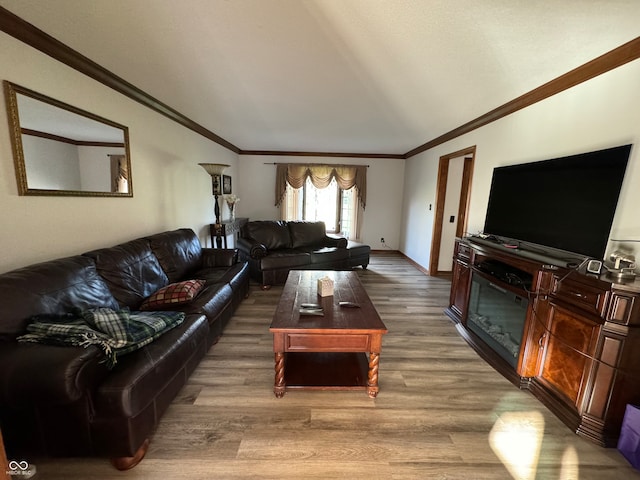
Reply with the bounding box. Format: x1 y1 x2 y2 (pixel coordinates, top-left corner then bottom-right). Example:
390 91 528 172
429 145 476 276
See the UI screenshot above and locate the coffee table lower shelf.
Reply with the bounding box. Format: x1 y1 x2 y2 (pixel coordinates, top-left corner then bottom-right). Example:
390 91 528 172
282 352 370 391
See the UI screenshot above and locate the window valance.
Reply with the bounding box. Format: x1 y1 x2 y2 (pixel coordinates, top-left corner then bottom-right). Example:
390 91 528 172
275 164 367 209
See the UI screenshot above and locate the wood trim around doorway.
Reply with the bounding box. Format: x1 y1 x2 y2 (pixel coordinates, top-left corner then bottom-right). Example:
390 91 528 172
428 146 476 276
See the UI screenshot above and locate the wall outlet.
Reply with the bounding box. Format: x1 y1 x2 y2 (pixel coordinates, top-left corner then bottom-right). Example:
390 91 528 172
380 237 385 243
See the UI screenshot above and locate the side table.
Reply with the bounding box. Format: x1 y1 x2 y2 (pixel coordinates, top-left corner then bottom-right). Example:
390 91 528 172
210 217 248 248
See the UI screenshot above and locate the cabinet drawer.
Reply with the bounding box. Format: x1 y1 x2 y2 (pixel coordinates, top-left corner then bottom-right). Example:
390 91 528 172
551 276 608 318
607 293 639 325
456 242 471 261
286 333 371 352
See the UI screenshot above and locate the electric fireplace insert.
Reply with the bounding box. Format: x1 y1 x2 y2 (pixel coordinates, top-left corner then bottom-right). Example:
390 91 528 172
467 269 530 368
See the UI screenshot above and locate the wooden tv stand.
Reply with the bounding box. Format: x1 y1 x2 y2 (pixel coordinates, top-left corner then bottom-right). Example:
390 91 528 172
446 237 640 447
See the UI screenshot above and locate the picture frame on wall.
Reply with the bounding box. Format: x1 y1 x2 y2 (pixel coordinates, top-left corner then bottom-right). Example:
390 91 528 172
223 175 232 194
212 174 222 195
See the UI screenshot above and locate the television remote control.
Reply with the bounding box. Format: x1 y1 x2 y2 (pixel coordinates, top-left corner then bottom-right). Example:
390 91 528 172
339 301 360 308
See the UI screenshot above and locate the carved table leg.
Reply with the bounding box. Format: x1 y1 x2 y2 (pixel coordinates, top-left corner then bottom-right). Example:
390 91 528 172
274 352 286 398
367 352 380 398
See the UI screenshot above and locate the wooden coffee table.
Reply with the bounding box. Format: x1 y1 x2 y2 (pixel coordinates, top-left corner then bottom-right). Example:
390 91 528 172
269 270 388 398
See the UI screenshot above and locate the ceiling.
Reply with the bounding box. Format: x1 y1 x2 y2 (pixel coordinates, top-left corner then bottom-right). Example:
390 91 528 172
1 0 640 156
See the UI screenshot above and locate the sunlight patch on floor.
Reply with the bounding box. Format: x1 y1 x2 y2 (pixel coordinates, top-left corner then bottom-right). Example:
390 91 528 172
559 445 580 479
489 411 544 480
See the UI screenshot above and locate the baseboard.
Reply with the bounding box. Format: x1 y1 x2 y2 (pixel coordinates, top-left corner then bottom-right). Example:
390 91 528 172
369 250 435 277
399 252 430 276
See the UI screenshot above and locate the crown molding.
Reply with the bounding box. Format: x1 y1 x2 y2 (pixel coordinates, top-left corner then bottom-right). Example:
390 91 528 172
239 149 405 159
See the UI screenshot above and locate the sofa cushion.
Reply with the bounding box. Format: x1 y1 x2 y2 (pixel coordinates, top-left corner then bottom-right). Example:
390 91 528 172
94 314 208 417
201 248 237 268
83 239 169 309
0 256 119 340
288 221 328 248
308 246 350 265
260 250 311 270
132 282 233 336
139 279 206 310
347 240 371 257
247 221 291 250
169 283 232 321
147 229 203 283
194 262 248 292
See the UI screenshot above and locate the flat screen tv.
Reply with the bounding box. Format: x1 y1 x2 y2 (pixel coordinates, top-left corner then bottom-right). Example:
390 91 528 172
483 144 632 260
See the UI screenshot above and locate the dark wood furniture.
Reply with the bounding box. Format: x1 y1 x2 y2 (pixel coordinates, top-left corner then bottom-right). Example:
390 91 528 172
210 217 248 248
270 270 387 398
446 237 640 447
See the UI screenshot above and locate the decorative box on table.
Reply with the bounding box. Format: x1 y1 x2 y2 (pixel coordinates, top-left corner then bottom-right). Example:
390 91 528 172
317 276 334 297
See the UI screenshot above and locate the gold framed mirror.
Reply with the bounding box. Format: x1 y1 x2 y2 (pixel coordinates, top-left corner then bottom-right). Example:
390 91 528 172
4 81 133 197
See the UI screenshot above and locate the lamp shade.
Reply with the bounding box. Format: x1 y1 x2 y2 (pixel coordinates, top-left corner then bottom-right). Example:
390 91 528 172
198 163 229 176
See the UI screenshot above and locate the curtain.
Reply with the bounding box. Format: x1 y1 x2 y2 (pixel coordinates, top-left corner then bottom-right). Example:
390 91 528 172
275 163 367 209
280 184 301 221
109 154 128 193
346 188 362 241
276 163 366 239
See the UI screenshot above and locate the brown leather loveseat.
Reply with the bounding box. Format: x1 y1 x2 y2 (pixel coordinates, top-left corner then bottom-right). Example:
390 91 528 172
0 228 249 469
237 220 370 288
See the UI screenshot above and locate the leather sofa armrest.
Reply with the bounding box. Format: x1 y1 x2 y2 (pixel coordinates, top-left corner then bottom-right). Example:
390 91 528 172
201 248 238 268
237 237 267 259
0 343 109 407
325 235 348 248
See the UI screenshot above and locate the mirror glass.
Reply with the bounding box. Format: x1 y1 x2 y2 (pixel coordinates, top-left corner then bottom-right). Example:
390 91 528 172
4 81 132 197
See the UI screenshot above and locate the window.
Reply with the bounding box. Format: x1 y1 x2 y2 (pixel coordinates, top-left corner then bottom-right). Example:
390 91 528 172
275 163 366 239
283 178 356 236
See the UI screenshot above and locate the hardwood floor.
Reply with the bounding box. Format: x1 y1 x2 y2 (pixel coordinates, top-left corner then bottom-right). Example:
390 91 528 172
31 253 639 479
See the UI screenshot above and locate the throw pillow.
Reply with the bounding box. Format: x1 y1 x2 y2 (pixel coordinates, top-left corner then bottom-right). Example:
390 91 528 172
140 279 205 310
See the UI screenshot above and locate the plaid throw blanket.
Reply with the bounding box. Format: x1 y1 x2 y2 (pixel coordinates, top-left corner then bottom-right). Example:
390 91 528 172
18 308 185 368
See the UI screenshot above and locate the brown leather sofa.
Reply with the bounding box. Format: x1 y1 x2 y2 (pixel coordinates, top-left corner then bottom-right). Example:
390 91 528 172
237 220 370 287
0 228 249 469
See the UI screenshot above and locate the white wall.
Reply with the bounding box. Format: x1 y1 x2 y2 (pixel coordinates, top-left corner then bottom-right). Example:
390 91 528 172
237 155 404 250
0 32 238 273
21 135 81 189
401 58 640 271
78 145 125 192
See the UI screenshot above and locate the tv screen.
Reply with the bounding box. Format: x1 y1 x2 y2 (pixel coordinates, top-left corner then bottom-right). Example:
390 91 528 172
483 144 632 260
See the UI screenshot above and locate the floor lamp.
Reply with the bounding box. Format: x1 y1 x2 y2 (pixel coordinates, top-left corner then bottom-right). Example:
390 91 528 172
199 163 229 248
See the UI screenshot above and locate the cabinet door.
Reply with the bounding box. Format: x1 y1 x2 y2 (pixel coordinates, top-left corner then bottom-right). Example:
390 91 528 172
519 296 549 377
449 259 471 321
537 301 600 410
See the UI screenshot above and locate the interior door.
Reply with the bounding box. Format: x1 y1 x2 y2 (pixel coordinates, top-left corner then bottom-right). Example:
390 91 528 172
437 156 465 272
429 146 475 276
